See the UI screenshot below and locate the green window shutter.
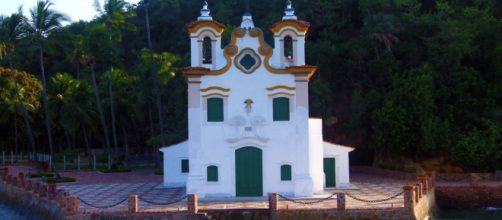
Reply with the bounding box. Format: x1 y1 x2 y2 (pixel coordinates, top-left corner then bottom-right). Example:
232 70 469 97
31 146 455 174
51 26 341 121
207 98 224 122
181 159 189 173
207 165 218 182
280 164 292 181
273 97 290 121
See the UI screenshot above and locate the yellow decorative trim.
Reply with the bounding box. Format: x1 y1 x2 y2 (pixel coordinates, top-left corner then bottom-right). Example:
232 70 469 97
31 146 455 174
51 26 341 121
268 92 295 97
187 21 225 34
182 27 317 80
186 76 202 79
266 85 296 91
234 48 262 74
275 28 306 37
203 28 244 76
200 86 231 92
270 20 309 33
202 93 229 98
192 29 221 39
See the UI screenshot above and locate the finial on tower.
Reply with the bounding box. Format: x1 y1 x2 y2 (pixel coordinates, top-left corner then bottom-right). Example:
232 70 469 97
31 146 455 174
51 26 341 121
282 0 297 20
198 1 213 21
240 0 255 29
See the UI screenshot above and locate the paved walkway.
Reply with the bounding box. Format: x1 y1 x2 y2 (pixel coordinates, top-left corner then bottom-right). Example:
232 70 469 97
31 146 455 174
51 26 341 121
13 165 501 213
59 183 186 213
57 173 407 213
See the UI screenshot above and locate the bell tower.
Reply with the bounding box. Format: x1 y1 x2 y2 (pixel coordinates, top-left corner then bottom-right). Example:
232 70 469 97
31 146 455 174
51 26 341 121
187 1 225 70
270 1 309 68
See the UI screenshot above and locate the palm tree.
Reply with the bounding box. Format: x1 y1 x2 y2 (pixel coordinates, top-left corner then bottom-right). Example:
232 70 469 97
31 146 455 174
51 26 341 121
0 9 38 161
364 12 401 59
48 73 97 155
22 0 69 175
144 0 164 167
94 0 136 163
83 24 114 169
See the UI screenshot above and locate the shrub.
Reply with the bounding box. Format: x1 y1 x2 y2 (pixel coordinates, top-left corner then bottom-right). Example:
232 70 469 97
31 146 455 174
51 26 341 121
451 120 501 172
44 176 76 183
99 167 132 173
27 172 54 178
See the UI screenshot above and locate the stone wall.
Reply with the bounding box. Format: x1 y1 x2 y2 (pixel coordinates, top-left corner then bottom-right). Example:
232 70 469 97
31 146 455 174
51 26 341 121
0 167 439 220
206 208 414 220
350 166 416 180
0 179 66 219
351 166 501 182
436 185 502 209
414 190 436 220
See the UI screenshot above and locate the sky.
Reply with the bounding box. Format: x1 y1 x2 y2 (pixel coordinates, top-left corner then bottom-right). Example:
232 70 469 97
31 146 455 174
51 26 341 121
0 0 141 22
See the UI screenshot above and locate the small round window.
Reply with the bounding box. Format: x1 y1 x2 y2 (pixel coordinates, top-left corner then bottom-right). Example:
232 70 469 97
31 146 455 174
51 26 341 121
235 48 261 74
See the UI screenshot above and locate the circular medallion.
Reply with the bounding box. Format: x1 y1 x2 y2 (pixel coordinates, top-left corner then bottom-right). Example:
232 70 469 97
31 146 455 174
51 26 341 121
235 49 261 74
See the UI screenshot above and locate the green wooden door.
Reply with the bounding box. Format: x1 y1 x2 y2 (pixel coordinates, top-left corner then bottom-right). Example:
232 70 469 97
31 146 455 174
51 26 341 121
323 158 336 187
235 147 263 197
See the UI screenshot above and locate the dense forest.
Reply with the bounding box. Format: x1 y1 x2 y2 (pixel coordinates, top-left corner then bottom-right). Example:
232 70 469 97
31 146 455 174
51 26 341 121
0 0 500 172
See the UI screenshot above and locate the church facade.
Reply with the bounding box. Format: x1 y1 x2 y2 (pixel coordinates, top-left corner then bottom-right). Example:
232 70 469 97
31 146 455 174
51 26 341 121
160 1 353 198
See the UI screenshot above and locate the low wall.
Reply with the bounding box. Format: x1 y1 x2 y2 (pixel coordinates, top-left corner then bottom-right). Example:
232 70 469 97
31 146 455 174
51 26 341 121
0 167 438 220
351 166 502 182
436 185 502 210
350 166 416 180
205 208 413 220
414 190 436 220
0 180 65 219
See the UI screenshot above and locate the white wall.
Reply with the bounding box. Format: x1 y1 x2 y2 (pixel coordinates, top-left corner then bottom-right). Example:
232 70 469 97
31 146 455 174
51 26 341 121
170 24 352 197
160 141 188 187
323 142 353 188
308 118 325 193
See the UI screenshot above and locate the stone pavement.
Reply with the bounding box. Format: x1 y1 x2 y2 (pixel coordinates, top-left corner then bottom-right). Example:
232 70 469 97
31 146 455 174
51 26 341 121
6 165 408 213
57 173 407 213
59 183 187 213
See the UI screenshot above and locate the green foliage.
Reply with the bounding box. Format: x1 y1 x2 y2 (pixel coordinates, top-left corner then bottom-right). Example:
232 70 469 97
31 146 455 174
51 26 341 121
27 172 54 178
44 176 76 183
0 67 42 122
99 167 132 173
0 0 501 172
451 120 501 172
372 65 434 157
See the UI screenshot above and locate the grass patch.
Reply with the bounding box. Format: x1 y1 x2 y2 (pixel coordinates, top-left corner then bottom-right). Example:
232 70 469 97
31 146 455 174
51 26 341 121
43 176 76 183
27 172 54 178
98 167 132 173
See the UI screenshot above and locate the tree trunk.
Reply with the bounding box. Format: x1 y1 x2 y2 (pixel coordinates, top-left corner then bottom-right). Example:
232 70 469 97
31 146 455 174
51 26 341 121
14 107 18 155
145 2 163 168
9 60 37 162
90 64 113 163
39 44 60 178
122 127 129 167
83 126 92 167
145 1 165 146
108 30 119 166
109 69 119 163
76 62 80 80
64 129 72 150
148 106 159 167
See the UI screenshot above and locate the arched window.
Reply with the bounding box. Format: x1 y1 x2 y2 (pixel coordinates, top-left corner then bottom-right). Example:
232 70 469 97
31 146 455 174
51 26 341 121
202 37 212 64
273 97 290 121
281 164 292 181
283 36 293 60
207 97 224 122
207 165 218 182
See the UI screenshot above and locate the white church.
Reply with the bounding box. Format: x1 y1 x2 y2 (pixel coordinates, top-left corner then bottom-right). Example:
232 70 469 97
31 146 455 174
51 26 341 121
160 1 353 198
